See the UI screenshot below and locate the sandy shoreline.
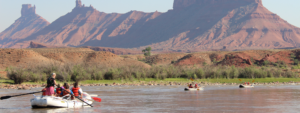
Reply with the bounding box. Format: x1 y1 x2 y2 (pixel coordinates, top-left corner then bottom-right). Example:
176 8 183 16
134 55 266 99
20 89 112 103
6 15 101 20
1 81 299 90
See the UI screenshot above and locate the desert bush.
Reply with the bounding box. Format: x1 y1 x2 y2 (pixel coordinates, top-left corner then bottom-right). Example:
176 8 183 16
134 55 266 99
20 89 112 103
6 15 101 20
229 66 239 78
294 59 299 65
71 65 90 82
7 67 30 84
29 72 40 82
195 68 205 79
94 71 103 80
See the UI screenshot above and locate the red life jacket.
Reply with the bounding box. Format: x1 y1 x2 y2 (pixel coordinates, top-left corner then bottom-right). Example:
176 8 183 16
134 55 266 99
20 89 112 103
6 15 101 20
195 84 198 88
62 89 70 96
56 88 61 95
42 88 46 96
72 87 80 97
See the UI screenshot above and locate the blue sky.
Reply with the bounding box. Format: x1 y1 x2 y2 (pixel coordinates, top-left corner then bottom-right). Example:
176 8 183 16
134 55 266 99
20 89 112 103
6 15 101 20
0 0 299 32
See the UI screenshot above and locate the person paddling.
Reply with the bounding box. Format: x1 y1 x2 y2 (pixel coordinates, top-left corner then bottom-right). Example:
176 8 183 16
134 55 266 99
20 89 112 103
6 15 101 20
71 82 83 100
189 84 193 88
194 83 199 88
46 73 57 96
56 84 62 97
62 83 73 98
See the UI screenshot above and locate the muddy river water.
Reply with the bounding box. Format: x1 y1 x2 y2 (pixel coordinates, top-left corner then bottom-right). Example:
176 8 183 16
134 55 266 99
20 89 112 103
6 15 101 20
1 85 300 113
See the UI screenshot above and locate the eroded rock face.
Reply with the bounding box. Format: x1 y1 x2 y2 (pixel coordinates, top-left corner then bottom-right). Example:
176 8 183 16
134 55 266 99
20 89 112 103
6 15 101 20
2 0 300 52
173 0 262 9
0 4 49 48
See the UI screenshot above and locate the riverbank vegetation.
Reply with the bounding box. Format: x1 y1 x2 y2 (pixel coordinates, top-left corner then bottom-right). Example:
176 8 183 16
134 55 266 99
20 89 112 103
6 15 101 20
5 63 299 84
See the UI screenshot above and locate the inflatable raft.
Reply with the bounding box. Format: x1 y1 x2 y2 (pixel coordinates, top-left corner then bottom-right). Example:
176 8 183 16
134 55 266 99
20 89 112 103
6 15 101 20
184 87 204 91
239 84 254 88
31 92 93 108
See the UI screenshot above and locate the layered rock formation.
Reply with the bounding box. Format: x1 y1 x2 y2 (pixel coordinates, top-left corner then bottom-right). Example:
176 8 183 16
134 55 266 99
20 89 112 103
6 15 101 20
17 0 161 48
0 4 49 48
4 0 300 51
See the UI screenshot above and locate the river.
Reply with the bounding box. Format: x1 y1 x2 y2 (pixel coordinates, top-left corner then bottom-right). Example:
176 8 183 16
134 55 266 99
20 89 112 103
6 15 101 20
0 85 300 113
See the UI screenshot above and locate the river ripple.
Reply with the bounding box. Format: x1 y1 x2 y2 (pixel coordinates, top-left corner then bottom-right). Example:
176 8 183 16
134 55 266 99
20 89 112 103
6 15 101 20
0 85 300 113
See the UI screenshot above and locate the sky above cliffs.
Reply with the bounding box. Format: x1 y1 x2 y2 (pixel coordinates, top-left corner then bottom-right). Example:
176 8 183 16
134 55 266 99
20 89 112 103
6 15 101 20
0 0 299 32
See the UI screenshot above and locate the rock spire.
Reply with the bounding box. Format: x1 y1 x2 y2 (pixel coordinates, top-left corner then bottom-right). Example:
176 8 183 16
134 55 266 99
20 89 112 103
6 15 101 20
21 4 36 16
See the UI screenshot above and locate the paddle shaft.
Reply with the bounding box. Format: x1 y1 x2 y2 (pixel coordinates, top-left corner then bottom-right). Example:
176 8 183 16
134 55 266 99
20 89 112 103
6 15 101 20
62 88 93 107
1 91 43 100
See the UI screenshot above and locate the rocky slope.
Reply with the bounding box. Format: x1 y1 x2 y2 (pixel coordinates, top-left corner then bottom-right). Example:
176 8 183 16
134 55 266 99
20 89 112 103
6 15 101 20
5 0 300 51
0 4 49 48
0 48 151 70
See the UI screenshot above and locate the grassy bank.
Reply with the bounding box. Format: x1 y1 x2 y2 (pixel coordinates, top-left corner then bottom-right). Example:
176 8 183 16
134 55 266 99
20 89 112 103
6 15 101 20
1 78 299 85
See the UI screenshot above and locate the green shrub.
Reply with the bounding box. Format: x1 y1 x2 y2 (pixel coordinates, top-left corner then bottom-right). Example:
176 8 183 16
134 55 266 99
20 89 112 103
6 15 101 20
30 72 40 82
294 59 299 65
71 65 90 82
94 71 103 80
195 68 205 79
7 67 30 84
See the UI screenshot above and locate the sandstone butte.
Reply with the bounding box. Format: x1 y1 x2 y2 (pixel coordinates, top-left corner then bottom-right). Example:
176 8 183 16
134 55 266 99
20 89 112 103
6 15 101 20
0 4 49 48
1 0 300 52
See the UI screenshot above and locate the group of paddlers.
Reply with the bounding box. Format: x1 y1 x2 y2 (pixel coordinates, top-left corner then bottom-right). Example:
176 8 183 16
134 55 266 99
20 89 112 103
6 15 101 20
188 83 199 88
42 73 83 99
243 82 251 86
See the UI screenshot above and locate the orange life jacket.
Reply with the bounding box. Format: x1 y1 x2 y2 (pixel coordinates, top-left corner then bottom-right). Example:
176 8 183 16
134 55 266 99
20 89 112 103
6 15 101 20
62 89 70 96
56 88 61 95
72 87 80 97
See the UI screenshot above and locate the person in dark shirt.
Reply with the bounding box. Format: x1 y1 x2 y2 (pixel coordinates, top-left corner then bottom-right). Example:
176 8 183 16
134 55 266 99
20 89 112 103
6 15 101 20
46 73 57 96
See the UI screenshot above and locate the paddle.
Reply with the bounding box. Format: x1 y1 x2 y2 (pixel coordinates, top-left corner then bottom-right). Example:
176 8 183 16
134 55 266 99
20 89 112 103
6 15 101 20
62 89 93 107
91 97 102 102
187 78 195 87
1 91 42 100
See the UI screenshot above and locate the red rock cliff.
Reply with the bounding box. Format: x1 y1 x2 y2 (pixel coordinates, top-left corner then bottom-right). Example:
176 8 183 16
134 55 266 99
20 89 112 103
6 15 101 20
0 4 49 48
173 0 262 9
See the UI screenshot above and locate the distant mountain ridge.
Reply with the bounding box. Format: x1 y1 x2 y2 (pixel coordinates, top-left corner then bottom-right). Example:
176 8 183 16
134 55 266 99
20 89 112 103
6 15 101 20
0 4 49 48
1 0 300 52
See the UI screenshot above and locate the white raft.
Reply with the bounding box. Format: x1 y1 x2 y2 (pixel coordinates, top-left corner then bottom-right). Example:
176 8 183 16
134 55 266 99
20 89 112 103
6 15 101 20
239 84 254 88
184 87 204 91
31 92 93 108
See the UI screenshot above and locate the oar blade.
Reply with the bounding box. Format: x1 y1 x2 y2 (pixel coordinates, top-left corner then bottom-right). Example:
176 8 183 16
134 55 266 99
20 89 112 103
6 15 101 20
1 96 12 100
190 78 194 81
239 79 242 81
91 97 102 102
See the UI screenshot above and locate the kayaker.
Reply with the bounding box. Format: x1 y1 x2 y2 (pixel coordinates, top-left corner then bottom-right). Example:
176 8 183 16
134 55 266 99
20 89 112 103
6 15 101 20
46 73 57 96
247 82 250 85
56 84 62 97
71 82 83 99
194 83 198 88
189 84 193 88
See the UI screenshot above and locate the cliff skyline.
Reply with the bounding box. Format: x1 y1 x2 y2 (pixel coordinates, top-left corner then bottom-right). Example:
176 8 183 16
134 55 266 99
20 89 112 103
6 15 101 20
0 0 300 52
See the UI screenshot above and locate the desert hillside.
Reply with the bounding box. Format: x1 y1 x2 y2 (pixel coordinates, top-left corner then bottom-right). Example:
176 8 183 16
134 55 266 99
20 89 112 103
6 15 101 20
0 48 151 70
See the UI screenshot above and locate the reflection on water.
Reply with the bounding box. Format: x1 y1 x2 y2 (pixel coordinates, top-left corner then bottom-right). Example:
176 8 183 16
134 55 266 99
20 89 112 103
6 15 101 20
1 85 300 112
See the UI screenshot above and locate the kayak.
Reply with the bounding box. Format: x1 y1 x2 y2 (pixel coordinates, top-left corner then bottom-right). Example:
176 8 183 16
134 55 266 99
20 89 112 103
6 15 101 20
184 87 204 91
239 84 254 88
31 92 93 108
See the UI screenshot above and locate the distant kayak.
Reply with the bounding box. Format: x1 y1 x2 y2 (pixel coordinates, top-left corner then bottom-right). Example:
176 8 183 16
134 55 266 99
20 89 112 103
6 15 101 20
184 87 204 91
239 84 254 88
